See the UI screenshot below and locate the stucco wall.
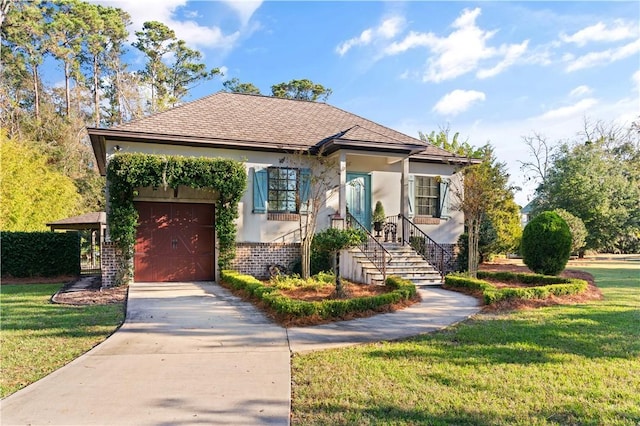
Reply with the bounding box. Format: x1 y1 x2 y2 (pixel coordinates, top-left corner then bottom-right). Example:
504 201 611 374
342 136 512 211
104 140 464 245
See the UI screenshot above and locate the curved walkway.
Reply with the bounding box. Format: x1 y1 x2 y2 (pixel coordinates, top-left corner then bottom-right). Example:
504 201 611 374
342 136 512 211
1 281 479 426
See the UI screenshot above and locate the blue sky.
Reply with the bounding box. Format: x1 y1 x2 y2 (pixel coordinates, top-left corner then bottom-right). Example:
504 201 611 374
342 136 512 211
81 1 640 205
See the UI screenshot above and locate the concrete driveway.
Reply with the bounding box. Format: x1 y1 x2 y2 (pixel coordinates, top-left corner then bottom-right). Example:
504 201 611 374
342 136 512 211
1 281 479 425
1 282 292 425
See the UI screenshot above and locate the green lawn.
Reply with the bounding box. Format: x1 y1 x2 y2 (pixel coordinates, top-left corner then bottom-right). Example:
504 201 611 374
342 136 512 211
291 262 640 425
0 283 125 398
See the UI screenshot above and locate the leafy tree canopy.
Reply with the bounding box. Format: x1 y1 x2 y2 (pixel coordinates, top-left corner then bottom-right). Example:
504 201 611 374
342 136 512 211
222 78 261 95
271 79 332 102
532 120 640 252
419 128 485 159
0 133 81 231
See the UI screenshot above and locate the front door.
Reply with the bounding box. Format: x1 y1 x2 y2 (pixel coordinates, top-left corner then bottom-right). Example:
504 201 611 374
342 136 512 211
346 173 371 230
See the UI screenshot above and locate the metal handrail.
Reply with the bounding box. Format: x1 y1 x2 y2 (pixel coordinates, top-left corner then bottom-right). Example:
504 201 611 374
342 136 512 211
394 214 456 281
346 213 392 283
270 225 308 243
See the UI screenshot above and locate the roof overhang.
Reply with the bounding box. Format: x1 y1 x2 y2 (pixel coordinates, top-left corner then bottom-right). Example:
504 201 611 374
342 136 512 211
313 137 427 157
47 212 106 231
88 127 479 175
409 153 482 166
88 128 313 175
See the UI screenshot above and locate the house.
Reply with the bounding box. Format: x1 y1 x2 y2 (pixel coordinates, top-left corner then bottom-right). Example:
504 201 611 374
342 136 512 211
88 92 473 287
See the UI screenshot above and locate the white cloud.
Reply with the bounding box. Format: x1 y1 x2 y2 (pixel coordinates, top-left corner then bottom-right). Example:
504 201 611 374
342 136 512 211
432 89 486 116
384 31 434 55
384 8 528 82
633 70 640 90
565 39 640 72
560 20 638 46
477 40 529 79
569 85 592 97
336 16 404 56
222 0 262 27
535 98 598 121
92 0 260 50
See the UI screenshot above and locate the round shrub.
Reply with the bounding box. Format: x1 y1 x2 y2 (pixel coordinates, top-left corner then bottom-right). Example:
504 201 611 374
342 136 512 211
521 211 572 275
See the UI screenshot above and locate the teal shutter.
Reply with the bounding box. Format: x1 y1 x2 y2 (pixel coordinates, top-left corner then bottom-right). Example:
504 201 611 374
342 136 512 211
439 179 450 218
252 168 267 213
408 174 415 218
299 168 311 213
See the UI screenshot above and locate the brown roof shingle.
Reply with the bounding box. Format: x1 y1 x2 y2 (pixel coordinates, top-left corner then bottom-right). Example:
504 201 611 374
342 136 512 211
113 92 452 153
89 92 471 173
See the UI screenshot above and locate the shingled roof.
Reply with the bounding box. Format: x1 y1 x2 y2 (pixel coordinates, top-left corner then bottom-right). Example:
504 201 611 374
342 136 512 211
88 92 465 174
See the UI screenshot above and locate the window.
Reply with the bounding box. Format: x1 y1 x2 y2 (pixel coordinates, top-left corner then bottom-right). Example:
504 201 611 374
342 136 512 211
268 167 298 213
415 176 439 217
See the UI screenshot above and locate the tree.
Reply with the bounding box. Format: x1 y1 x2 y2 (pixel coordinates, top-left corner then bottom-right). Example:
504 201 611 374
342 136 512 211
312 228 365 297
47 0 87 118
271 79 332 102
291 151 339 279
450 145 514 277
2 0 47 121
519 132 554 186
487 197 522 255
222 78 261 95
534 120 640 252
133 21 175 112
0 0 10 28
0 133 81 231
133 21 219 112
79 3 129 127
165 39 220 108
419 128 484 158
521 211 572 275
553 208 588 256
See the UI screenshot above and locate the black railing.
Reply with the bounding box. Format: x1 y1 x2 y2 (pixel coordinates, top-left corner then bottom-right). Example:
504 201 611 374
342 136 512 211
387 214 455 281
346 213 392 283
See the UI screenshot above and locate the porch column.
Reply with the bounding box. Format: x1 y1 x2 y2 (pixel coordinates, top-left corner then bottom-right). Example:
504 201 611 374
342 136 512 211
400 157 409 244
339 151 347 219
400 157 409 218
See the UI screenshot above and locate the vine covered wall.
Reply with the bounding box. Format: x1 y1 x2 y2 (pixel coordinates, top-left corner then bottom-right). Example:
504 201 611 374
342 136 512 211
106 153 247 285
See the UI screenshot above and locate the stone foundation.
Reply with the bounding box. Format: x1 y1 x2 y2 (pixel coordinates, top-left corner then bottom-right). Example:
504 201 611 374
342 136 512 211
230 242 301 279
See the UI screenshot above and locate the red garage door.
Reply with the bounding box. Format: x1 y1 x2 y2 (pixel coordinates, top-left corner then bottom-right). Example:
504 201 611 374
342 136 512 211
134 202 215 282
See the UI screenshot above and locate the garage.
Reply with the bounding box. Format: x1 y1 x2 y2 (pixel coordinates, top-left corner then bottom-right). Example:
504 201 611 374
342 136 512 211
134 202 215 282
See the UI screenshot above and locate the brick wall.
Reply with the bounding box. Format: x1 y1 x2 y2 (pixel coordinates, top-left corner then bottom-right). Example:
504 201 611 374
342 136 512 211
101 241 119 288
230 242 301 278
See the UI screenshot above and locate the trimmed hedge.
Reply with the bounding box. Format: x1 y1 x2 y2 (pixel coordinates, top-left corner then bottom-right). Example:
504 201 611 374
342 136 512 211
1 231 80 277
445 271 588 305
220 270 417 321
521 211 572 275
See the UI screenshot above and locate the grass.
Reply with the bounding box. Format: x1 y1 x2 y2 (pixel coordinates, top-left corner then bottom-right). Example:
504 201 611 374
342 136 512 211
291 262 640 425
0 283 125 398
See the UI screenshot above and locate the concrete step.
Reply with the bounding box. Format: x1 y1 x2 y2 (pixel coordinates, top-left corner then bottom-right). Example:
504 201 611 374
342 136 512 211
347 243 444 286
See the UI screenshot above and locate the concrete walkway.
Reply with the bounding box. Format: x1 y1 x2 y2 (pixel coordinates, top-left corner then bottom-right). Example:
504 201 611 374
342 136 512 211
1 281 479 426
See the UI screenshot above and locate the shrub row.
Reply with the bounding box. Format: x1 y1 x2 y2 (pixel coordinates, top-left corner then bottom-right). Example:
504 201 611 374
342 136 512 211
1 231 80 277
444 271 588 305
220 270 417 320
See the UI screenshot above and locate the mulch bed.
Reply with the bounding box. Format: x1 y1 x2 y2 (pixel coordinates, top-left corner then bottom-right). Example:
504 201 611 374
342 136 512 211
278 281 390 302
221 280 421 327
53 278 128 305
477 260 603 312
1 275 128 306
